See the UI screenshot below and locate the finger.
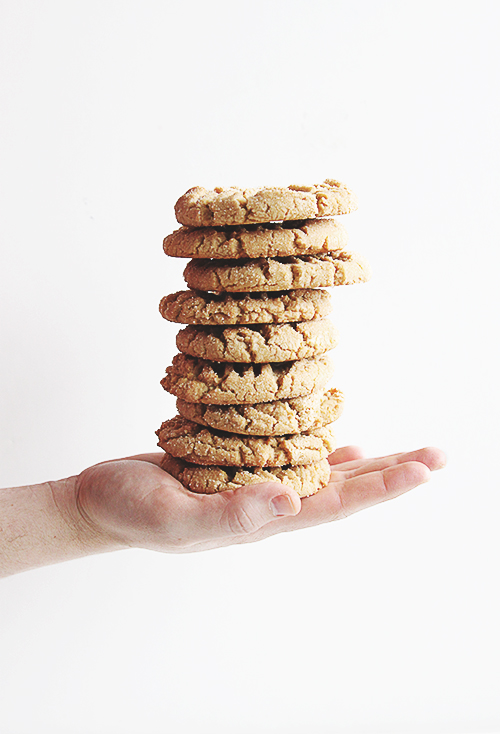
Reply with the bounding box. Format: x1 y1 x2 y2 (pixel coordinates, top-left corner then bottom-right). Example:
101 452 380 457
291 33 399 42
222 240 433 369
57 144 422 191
335 461 432 517
206 482 302 538
119 452 165 466
328 445 364 466
85 453 166 470
330 446 447 476
251 461 432 538
146 462 303 536
114 462 302 540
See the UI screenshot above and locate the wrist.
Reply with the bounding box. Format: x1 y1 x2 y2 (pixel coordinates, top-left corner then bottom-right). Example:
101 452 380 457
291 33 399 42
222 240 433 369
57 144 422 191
0 475 126 578
49 475 127 556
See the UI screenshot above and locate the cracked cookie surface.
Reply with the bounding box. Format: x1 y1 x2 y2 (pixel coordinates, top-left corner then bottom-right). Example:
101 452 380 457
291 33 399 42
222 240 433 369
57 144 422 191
176 320 338 363
159 288 332 325
176 387 344 435
163 218 348 259
161 453 331 497
183 250 371 292
161 353 333 404
156 416 336 467
174 179 358 226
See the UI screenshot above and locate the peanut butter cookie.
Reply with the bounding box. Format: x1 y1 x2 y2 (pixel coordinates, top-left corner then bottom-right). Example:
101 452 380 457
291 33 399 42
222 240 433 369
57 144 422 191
176 387 344 435
161 353 333 405
156 416 335 467
163 218 348 259
159 288 331 325
176 320 338 363
162 453 331 497
183 250 371 292
174 179 358 227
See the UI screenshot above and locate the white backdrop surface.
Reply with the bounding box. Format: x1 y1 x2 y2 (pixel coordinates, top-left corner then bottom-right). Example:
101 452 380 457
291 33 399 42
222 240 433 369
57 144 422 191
0 1 499 733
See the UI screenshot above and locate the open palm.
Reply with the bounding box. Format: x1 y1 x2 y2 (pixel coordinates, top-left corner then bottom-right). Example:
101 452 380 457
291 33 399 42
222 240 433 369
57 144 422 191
75 446 446 554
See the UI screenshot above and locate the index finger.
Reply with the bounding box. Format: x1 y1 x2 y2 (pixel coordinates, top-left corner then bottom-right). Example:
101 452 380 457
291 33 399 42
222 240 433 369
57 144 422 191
117 452 166 466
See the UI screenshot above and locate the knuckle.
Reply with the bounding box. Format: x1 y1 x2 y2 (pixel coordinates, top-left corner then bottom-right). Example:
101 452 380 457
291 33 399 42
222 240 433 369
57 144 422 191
336 489 350 520
380 470 391 497
226 504 260 536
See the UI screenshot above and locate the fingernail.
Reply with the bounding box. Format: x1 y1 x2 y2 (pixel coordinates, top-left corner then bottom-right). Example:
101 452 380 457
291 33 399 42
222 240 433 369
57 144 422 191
270 495 296 517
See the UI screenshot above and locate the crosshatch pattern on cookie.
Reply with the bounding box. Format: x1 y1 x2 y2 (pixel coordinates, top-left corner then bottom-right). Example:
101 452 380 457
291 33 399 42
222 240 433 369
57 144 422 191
161 353 333 405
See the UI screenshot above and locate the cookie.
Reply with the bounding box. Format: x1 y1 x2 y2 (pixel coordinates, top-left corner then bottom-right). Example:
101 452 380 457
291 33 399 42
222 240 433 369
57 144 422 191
161 353 333 405
176 320 338 363
163 218 348 259
174 179 358 227
156 416 336 467
159 288 332 325
162 453 331 497
183 250 371 292
176 387 344 435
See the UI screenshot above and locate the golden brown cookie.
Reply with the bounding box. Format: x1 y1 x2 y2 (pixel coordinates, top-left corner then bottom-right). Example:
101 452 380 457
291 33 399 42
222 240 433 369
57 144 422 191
161 353 333 405
156 416 335 467
183 250 371 292
176 387 344 435
176 320 338 363
159 288 332 325
162 453 331 497
174 180 358 227
163 218 348 259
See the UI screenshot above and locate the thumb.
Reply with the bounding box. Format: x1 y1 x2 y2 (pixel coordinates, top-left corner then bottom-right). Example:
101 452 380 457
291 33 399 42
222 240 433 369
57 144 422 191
221 482 302 537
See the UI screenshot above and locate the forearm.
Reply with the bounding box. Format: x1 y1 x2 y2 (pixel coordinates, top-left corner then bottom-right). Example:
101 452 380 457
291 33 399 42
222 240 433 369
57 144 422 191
0 476 123 578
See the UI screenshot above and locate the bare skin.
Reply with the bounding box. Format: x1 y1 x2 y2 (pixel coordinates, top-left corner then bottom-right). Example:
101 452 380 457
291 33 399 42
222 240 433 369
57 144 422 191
0 446 446 577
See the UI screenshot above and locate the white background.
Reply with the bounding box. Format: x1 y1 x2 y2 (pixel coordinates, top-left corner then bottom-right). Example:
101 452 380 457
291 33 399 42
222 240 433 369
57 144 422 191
0 1 499 732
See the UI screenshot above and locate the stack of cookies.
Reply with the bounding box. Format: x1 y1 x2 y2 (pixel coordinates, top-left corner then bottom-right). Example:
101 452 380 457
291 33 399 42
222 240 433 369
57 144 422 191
156 180 370 497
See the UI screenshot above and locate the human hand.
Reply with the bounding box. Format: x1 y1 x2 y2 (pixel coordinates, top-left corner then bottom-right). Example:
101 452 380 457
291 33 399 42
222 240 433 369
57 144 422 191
75 446 446 553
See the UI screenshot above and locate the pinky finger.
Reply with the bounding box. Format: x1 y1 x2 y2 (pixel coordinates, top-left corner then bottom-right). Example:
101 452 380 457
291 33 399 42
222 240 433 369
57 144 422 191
328 445 364 466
